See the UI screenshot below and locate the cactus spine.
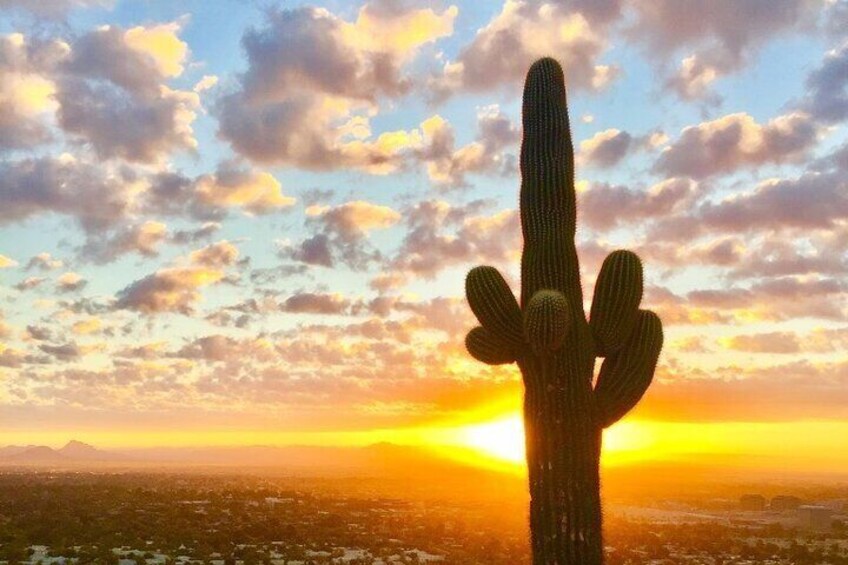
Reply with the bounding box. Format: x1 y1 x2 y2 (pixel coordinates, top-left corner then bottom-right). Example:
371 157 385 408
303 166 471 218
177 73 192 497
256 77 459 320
464 58 663 564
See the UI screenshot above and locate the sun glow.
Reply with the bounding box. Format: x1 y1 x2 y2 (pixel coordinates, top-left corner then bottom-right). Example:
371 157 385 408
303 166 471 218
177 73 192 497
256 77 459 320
459 414 525 463
446 411 658 468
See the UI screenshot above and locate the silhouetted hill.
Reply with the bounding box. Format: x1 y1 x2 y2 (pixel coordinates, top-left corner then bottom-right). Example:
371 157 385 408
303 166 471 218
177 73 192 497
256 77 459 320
0 440 125 465
3 445 67 463
58 440 122 461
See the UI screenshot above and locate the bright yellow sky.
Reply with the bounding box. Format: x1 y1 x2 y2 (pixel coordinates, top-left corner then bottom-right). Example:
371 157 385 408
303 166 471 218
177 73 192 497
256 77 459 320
7 405 848 476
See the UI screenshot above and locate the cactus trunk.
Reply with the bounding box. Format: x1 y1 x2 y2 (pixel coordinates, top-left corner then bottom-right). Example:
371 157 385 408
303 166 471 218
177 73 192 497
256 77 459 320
464 57 664 565
522 356 602 564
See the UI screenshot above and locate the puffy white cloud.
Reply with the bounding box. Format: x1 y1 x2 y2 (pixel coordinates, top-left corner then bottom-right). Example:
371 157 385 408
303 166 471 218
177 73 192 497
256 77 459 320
14 276 45 291
0 156 137 232
431 0 619 99
655 112 819 178
577 128 634 167
216 2 457 171
281 292 352 315
81 221 168 263
580 178 697 230
26 252 63 271
0 0 109 18
665 54 722 102
628 0 821 99
389 199 519 279
195 165 295 215
0 254 18 268
57 79 199 163
56 22 198 163
188 240 240 268
417 106 519 187
115 266 224 314
803 41 848 123
56 271 86 292
290 200 400 269
0 33 67 151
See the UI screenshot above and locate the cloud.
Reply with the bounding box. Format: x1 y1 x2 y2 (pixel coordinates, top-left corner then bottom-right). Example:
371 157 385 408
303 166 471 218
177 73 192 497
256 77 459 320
698 171 848 232
38 342 83 360
115 266 224 314
0 0 109 18
803 41 848 124
71 317 102 335
195 164 296 215
655 112 819 178
578 129 634 167
216 3 456 170
188 240 240 268
641 358 848 422
0 155 136 232
726 237 848 280
431 0 620 99
716 328 848 355
56 271 86 292
0 254 17 268
0 33 66 151
645 165 848 251
720 331 801 353
281 292 352 315
26 325 53 341
665 54 722 102
628 0 820 99
57 79 199 163
309 200 400 239
64 23 184 96
579 177 697 230
174 335 276 363
417 106 519 187
25 252 63 271
389 199 519 279
14 276 45 291
81 220 168 263
687 277 847 321
290 200 400 269
171 222 221 245
56 22 198 163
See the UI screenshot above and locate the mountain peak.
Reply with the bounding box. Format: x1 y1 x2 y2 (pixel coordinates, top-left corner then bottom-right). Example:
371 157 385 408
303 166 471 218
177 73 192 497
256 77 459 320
58 440 104 458
61 439 95 451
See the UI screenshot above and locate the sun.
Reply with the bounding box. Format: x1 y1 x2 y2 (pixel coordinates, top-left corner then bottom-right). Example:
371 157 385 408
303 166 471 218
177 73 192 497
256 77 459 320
448 412 657 468
459 414 526 464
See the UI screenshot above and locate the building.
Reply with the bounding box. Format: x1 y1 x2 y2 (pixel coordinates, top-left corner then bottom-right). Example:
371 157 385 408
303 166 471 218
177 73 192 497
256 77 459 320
798 505 832 531
740 494 766 511
770 495 803 511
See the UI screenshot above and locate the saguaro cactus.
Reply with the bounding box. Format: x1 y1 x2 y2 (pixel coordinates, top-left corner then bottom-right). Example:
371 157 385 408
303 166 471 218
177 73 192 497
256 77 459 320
464 58 663 564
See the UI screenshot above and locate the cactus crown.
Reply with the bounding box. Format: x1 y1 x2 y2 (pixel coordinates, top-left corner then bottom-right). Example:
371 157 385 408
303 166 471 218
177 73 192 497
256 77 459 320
464 57 663 429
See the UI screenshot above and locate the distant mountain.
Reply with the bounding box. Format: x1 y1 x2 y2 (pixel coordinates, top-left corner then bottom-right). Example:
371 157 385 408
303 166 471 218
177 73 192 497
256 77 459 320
58 440 120 461
0 440 125 465
0 445 40 458
3 445 67 463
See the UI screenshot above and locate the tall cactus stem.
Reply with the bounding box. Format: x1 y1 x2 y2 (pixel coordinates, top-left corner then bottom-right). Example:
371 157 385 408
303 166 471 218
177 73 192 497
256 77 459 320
463 57 663 564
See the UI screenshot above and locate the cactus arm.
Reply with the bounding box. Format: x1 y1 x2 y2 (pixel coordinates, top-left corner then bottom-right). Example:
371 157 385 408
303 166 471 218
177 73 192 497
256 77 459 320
465 326 519 365
465 266 524 348
589 250 644 356
523 289 570 354
594 310 663 428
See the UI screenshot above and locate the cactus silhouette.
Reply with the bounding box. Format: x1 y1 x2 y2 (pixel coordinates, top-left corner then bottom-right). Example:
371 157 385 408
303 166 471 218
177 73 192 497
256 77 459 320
464 57 663 564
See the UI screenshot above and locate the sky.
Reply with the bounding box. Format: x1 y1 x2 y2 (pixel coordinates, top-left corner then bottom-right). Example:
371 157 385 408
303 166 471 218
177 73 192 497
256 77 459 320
0 0 847 472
